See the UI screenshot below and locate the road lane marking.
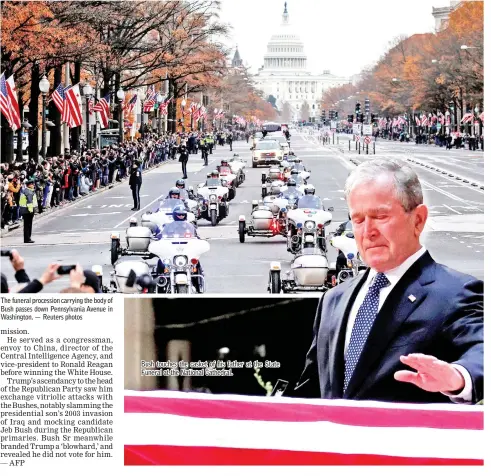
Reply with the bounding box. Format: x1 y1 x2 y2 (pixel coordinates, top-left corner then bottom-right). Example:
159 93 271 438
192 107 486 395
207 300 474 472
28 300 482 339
443 204 462 215
114 194 163 228
69 211 122 217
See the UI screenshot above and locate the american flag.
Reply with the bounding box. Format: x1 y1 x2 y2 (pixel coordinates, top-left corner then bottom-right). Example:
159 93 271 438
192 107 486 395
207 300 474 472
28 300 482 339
446 112 451 126
479 112 484 123
124 391 483 466
415 116 420 126
126 94 138 114
1 74 21 131
159 97 171 115
93 94 111 128
0 72 12 127
461 112 474 124
51 83 67 116
439 113 445 125
192 102 201 121
420 114 428 127
64 84 83 128
143 85 156 113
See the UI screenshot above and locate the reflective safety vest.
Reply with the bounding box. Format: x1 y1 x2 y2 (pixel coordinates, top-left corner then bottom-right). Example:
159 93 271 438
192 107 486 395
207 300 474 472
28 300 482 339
19 188 38 214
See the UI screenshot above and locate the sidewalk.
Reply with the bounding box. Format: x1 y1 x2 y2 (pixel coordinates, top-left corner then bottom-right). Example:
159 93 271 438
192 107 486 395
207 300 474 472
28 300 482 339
0 158 174 238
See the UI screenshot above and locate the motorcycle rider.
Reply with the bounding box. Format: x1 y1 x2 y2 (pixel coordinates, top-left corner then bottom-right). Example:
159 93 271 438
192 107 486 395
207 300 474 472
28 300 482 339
166 187 182 200
158 205 205 293
205 169 222 187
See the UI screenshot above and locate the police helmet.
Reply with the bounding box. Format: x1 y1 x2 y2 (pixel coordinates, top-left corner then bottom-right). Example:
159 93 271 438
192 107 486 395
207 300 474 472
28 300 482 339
211 170 219 178
176 179 185 189
169 187 180 199
287 178 296 187
172 205 187 222
304 184 315 195
220 160 228 166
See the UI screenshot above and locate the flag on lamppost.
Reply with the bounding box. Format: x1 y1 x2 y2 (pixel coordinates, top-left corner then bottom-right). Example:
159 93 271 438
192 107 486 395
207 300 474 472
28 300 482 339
0 73 22 131
93 93 111 129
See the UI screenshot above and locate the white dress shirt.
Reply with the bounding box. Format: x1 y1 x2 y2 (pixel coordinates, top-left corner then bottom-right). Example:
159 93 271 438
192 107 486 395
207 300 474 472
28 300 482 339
344 246 472 403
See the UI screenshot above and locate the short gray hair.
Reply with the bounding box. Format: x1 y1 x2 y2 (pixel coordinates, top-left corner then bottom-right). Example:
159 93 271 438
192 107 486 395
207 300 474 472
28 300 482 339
344 159 423 212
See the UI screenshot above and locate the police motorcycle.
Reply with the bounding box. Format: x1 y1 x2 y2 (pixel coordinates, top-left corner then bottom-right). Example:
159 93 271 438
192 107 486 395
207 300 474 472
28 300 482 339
268 187 334 294
216 160 238 198
109 206 209 294
196 170 230 226
109 191 197 266
276 170 307 196
175 179 200 220
147 206 209 294
285 187 333 254
141 189 197 229
290 158 311 182
238 198 287 243
329 218 367 286
229 153 246 185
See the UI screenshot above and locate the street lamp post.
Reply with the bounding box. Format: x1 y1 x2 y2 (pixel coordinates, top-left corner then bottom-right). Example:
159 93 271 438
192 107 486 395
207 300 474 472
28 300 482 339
117 88 125 144
38 75 50 161
181 99 186 132
83 83 93 150
156 93 163 135
138 90 146 141
474 105 480 137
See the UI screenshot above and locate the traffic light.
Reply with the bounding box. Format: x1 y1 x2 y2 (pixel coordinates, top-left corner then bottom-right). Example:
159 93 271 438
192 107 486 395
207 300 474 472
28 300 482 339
321 109 326 123
355 103 361 114
335 111 338 119
365 98 370 114
348 114 354 123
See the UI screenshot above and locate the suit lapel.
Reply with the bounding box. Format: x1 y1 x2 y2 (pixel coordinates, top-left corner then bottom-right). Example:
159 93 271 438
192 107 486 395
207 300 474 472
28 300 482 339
328 271 369 398
344 252 436 398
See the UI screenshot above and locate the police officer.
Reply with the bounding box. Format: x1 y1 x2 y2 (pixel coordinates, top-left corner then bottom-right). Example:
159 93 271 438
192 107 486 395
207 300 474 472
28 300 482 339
19 178 37 243
129 162 142 211
178 143 189 179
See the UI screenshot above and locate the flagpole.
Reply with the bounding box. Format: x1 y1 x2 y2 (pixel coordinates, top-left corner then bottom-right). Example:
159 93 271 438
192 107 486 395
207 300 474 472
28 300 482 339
64 62 70 154
163 73 168 134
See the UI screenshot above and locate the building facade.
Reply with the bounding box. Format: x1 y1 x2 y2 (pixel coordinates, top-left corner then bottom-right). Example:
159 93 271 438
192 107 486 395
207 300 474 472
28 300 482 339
432 1 461 32
252 2 350 121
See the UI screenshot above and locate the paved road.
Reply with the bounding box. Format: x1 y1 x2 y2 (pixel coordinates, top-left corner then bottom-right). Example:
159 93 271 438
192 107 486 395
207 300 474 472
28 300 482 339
2 132 484 293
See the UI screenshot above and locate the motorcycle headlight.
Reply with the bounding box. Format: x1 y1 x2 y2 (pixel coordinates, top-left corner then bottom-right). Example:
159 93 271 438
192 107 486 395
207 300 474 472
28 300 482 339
174 256 188 267
305 221 315 230
209 194 217 201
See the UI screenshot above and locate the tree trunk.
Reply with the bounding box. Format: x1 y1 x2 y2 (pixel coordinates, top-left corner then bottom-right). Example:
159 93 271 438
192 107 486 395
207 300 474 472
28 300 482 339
28 63 40 162
49 65 63 157
167 79 174 133
71 61 81 152
114 72 121 123
1 114 14 163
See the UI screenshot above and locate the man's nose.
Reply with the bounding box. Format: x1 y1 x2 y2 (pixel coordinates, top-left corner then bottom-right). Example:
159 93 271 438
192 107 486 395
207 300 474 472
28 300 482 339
363 217 378 237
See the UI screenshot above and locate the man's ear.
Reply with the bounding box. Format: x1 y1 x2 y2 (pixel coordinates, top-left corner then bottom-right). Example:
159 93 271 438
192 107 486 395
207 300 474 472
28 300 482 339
413 204 428 236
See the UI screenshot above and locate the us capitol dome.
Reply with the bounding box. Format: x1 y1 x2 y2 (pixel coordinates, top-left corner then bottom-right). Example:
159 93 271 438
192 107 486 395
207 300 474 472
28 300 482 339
253 1 351 120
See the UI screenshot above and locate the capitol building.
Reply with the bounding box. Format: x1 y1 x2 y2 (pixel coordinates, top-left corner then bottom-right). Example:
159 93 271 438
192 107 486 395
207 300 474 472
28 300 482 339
252 2 351 121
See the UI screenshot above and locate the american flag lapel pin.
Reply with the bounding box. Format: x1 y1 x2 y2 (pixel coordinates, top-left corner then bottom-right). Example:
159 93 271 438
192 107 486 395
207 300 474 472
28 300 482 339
408 295 416 302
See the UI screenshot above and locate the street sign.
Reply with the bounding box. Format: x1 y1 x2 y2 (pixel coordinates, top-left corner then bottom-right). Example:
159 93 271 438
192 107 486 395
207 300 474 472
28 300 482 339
363 124 373 136
352 123 362 134
330 120 337 130
355 135 361 142
364 136 372 144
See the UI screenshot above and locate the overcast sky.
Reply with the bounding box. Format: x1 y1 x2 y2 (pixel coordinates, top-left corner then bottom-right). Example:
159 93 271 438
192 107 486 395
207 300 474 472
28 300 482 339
217 0 453 78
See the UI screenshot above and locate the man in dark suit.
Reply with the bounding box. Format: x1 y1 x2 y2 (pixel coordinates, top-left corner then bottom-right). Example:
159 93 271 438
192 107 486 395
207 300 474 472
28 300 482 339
295 158 483 404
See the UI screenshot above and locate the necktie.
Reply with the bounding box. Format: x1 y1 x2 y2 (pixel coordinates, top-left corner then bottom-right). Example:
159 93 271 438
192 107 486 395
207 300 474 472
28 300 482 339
344 272 390 393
